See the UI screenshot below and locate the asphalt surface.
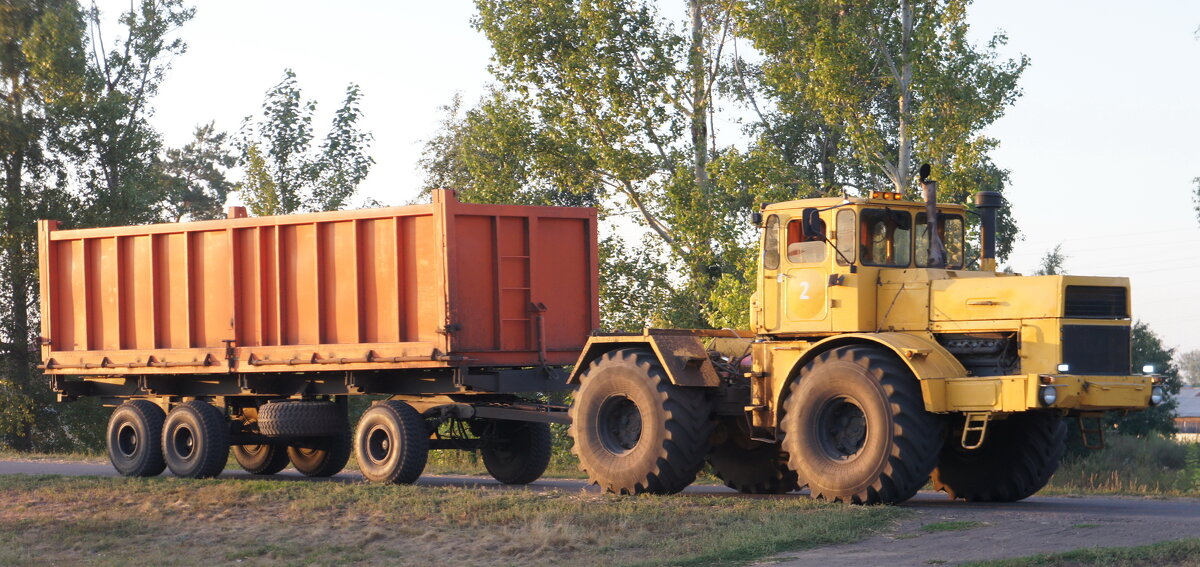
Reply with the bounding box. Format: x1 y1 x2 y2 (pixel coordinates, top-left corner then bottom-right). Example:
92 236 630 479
3 459 1199 565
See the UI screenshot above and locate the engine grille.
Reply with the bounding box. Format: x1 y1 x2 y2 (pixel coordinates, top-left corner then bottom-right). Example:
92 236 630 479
1064 286 1128 319
1061 325 1130 375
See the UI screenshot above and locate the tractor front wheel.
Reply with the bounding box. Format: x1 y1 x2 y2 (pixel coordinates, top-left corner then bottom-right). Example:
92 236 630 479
780 345 943 504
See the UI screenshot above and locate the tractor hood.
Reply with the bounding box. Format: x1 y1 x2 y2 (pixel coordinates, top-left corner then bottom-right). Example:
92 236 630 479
928 274 1130 322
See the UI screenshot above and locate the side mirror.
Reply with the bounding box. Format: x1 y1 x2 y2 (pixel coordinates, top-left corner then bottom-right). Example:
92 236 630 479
802 209 825 240
750 211 763 226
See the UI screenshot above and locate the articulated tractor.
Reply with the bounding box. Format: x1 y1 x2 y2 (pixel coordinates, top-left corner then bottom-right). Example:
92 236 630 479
567 176 1159 504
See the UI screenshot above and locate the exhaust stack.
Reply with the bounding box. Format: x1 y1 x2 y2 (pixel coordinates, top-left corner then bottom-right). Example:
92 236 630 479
919 165 945 268
974 191 1002 271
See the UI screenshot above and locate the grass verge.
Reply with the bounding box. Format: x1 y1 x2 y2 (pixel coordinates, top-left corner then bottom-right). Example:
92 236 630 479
1044 435 1200 497
0 474 901 567
963 538 1200 566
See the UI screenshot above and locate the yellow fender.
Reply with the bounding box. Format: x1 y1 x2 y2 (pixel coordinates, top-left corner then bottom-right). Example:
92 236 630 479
784 332 967 415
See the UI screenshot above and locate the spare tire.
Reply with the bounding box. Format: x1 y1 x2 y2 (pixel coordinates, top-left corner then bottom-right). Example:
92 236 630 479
258 401 343 438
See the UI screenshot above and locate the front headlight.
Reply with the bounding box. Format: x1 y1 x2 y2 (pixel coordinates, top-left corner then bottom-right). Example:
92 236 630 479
1150 385 1165 406
1040 385 1058 406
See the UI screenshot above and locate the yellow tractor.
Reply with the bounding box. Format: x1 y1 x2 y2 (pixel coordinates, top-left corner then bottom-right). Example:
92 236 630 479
566 173 1160 503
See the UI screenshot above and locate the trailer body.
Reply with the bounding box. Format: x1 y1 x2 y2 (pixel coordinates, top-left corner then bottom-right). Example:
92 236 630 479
39 190 598 381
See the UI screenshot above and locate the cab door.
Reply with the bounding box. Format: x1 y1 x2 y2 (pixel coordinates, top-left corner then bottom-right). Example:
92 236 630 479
756 214 784 332
782 212 832 331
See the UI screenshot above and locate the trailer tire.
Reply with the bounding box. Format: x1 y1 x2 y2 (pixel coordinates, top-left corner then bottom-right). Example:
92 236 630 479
355 401 429 484
932 412 1067 502
780 345 942 504
233 444 290 475
288 429 352 477
106 400 167 477
569 348 715 495
707 439 798 494
478 420 552 485
258 401 343 437
162 401 230 479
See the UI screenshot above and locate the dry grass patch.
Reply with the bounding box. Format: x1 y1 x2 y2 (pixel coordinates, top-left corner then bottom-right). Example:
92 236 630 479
0 474 900 567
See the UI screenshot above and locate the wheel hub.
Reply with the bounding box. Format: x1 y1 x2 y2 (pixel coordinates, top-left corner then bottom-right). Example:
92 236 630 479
817 397 867 460
366 426 392 464
598 396 642 454
172 427 195 459
116 423 139 458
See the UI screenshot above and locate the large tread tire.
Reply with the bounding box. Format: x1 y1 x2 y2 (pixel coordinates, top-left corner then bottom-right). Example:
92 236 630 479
232 444 290 475
354 401 429 484
568 348 715 495
780 345 943 504
106 400 167 477
478 420 553 485
707 438 798 494
258 401 343 437
288 429 352 477
932 412 1067 502
162 401 230 479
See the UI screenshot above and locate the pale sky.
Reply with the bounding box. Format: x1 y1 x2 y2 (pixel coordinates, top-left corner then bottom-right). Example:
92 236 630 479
99 1 1200 354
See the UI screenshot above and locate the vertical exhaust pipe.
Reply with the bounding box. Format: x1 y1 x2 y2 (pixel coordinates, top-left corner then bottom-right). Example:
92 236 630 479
974 191 1002 271
919 164 945 268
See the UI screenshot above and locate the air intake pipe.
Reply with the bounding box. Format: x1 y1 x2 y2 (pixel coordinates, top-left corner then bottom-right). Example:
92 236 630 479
974 191 1002 271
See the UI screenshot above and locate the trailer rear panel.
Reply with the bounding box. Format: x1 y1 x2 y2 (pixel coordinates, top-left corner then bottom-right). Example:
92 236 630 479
38 190 598 375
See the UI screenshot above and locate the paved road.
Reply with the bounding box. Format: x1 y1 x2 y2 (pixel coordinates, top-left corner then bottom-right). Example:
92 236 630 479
4 459 1199 565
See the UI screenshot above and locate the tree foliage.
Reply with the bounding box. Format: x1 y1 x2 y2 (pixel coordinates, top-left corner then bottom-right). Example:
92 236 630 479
736 0 1026 259
237 70 374 216
1034 243 1066 275
423 0 1028 330
1178 349 1200 387
0 1 232 452
1114 320 1182 437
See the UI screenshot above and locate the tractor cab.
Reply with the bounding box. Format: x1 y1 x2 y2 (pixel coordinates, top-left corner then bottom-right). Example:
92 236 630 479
750 192 971 336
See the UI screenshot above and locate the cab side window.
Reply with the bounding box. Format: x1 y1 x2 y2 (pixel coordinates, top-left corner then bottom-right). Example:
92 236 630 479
763 214 780 270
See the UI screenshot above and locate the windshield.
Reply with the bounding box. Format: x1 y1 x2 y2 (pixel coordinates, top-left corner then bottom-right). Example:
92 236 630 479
860 208 911 267
915 213 965 269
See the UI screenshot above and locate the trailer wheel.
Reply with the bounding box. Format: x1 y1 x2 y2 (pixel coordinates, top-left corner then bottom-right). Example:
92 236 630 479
355 401 429 484
232 444 290 475
106 400 167 477
932 412 1067 502
258 401 343 437
707 438 798 494
288 430 352 477
477 420 552 485
569 348 714 495
162 401 230 479
780 345 942 504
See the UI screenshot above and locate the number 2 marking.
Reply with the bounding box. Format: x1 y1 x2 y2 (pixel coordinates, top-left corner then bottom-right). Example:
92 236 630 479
798 280 811 300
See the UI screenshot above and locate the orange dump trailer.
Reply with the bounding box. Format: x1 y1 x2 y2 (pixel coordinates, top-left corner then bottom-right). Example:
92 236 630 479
39 190 598 483
39 189 597 376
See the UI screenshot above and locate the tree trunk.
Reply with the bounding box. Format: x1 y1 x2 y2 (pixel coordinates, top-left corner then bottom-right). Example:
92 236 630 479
689 0 710 195
895 0 914 193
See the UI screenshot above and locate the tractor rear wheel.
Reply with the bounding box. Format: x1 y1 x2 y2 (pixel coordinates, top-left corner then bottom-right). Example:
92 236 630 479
780 345 942 504
931 412 1067 502
707 438 798 494
569 348 714 495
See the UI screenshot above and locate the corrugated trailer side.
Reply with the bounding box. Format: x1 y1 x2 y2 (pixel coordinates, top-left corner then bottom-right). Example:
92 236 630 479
38 189 598 376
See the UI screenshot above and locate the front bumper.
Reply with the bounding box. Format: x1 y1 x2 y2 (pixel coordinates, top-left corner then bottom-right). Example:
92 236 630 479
920 373 1154 413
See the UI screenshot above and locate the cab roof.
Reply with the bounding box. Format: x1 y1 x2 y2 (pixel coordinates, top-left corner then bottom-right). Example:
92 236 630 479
763 196 969 212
